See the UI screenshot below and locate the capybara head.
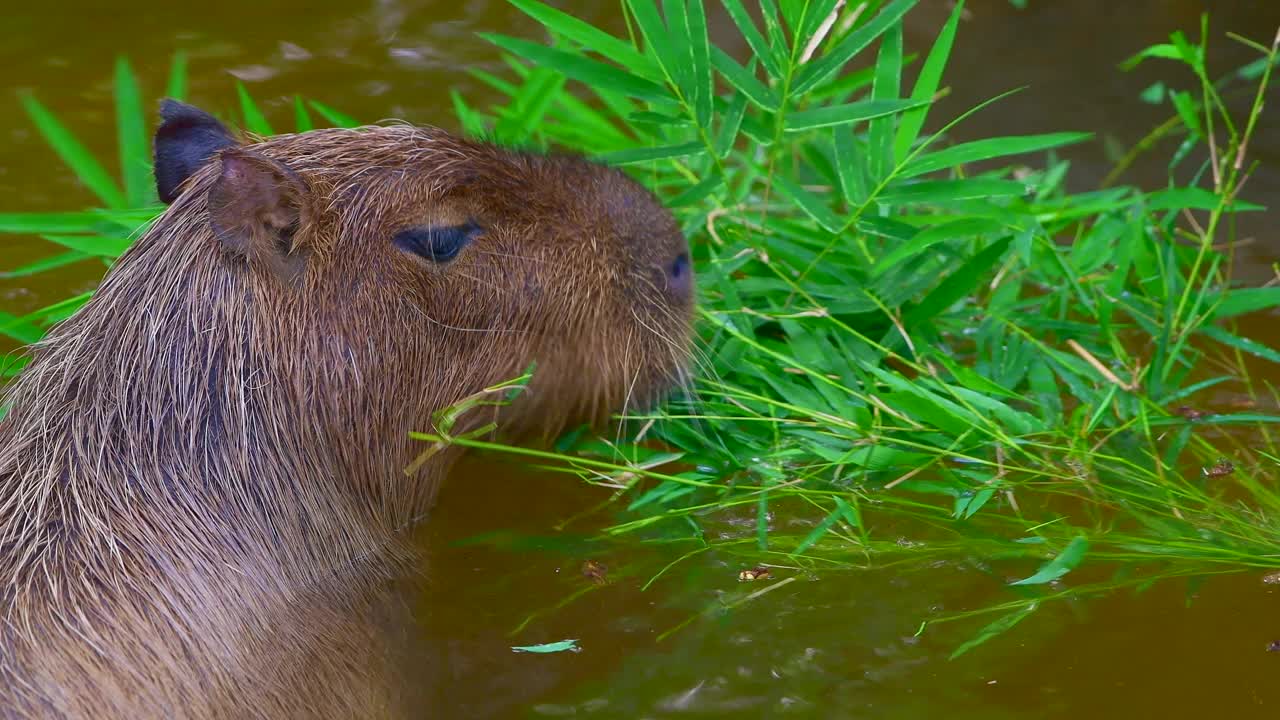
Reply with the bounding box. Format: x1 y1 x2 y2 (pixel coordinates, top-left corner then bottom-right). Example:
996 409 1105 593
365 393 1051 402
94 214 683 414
153 100 693 438
167 99 695 419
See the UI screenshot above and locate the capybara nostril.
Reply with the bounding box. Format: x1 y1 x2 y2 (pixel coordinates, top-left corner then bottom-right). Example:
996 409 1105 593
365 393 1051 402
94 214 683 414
666 251 693 300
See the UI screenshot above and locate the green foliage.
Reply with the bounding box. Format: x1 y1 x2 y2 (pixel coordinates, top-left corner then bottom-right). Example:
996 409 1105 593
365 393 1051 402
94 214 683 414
0 55 354 343
449 1 1280 651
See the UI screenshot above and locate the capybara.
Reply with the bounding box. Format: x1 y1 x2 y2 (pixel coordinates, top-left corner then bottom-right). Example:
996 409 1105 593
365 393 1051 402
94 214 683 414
0 99 694 719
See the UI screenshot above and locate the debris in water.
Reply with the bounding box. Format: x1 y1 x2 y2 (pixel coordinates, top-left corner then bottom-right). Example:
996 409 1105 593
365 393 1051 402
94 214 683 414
1267 640 1280 653
1261 571 1280 585
1202 459 1235 478
512 639 581 654
581 560 609 586
1175 406 1207 420
739 566 772 582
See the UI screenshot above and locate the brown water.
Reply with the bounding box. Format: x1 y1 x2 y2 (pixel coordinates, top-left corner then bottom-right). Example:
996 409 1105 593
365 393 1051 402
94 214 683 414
2 1 1280 717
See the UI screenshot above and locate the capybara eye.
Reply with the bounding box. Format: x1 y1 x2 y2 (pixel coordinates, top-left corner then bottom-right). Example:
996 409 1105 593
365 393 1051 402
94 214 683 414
392 221 482 263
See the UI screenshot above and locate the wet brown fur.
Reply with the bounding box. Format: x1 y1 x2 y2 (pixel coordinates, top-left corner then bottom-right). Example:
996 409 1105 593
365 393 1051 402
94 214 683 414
0 116 693 718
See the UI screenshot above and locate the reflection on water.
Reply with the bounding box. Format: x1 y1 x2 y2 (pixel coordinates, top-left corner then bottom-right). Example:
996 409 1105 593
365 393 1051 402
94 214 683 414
1 1 1279 717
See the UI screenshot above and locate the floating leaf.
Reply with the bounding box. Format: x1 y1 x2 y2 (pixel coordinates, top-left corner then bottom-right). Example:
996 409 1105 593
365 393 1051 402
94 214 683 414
1010 536 1089 586
512 639 581 654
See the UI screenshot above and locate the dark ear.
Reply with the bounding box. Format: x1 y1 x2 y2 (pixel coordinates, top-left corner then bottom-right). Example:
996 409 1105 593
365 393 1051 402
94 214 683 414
208 148 312 282
154 99 238 204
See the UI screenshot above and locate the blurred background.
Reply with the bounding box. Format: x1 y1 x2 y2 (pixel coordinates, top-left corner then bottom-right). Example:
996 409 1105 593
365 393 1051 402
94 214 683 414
1 2 1278 718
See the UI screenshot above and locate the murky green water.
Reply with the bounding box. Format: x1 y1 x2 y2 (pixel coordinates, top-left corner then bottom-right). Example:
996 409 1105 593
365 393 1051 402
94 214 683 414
2 1 1279 717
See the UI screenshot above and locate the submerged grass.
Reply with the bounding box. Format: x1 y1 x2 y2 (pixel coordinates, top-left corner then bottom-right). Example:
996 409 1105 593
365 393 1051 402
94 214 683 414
1 0 1279 655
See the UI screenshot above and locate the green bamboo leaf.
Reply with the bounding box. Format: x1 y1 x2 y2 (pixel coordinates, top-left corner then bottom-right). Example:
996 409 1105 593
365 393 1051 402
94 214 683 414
627 0 680 86
307 101 361 129
866 20 902 182
711 48 780 111
756 491 770 551
870 218 1003 277
1199 325 1280 364
450 90 486 138
755 0 790 73
949 603 1038 660
1146 187 1264 212
794 0 844 46
1210 287 1280 319
900 132 1093 177
878 178 1029 203
0 251 93 279
686 0 713 128
596 141 705 165
668 173 723 206
1010 536 1089 585
236 82 274 135
792 498 857 556
719 0 783 78
785 98 926 132
114 57 151 206
39 234 134 257
904 236 1012 327
166 51 189 101
893 0 963 163
20 93 126 209
0 312 46 344
293 96 314 132
832 127 867 204
1118 43 1183 71
507 0 660 80
793 0 919 95
714 92 749 157
482 34 669 103
495 67 565 143
867 366 977 436
770 175 842 233
0 211 115 234
511 639 580 654
661 0 694 105
947 385 1045 435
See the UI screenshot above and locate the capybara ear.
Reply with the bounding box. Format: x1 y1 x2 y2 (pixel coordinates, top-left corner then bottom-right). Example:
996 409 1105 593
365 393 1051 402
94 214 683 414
154 99 239 204
208 148 312 283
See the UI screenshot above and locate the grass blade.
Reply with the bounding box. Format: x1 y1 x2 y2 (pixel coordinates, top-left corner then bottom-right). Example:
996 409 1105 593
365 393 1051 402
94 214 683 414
687 0 713 127
483 34 670 103
508 0 660 80
19 93 126 209
901 132 1092 177
596 141 705 165
720 0 783 78
867 21 903 182
166 51 189 101
293 96 314 132
1 251 93 279
949 603 1038 660
307 101 360 129
785 98 926 132
236 82 274 135
770 175 842 233
114 57 151 206
893 0 963 163
794 0 919 95
904 236 1012 327
711 48 780 111
1010 536 1089 585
